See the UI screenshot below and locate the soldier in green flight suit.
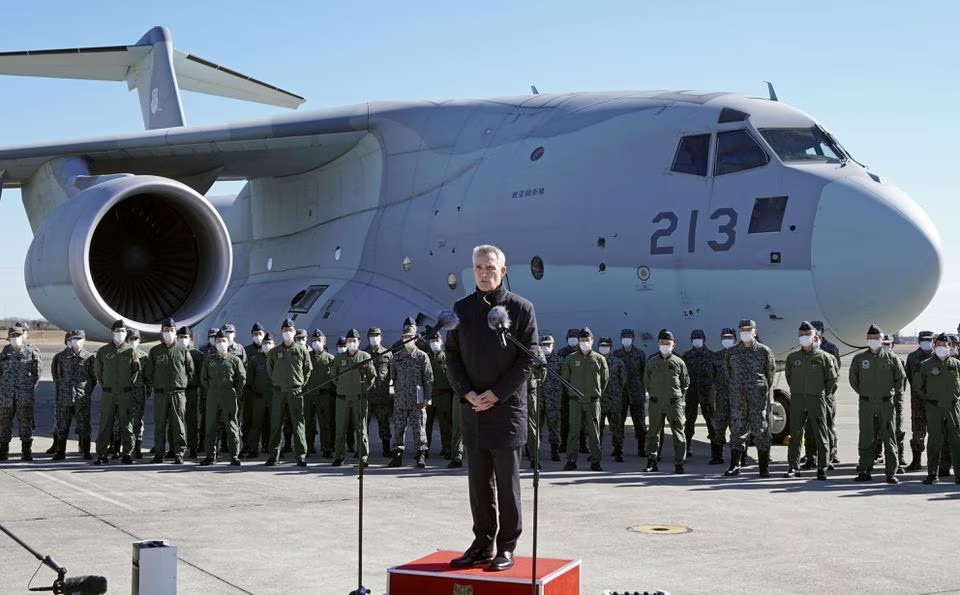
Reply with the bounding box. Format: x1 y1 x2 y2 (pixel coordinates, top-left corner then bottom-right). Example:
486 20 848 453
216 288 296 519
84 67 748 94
426 333 454 461
332 328 376 467
305 329 336 458
850 324 905 484
265 318 312 467
643 330 690 474
561 327 608 472
914 332 960 485
144 318 195 465
93 320 140 465
199 329 246 466
243 333 275 458
177 326 204 459
784 321 838 480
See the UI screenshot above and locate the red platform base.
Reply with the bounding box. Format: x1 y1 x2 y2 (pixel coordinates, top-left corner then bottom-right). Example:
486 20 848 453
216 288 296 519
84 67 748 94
387 550 581 595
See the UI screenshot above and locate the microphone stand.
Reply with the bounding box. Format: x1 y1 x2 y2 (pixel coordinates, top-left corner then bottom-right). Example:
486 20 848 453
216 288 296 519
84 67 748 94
495 329 583 595
0 522 104 594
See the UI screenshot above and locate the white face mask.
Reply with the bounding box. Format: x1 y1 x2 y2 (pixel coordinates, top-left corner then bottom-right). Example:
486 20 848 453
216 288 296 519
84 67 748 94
867 339 882 351
281 331 295 343
541 344 553 355
296 339 307 346
215 341 229 354
692 339 704 349
798 335 814 348
882 344 893 352
311 341 324 352
369 336 382 348
430 341 442 352
579 341 592 352
740 331 754 343
599 346 611 355
262 343 274 354
10 336 23 348
567 337 578 348
162 331 175 344
252 333 264 346
935 345 950 359
621 338 633 348
404 339 416 352
337 346 347 354
721 338 735 349
346 340 359 353
920 341 933 351
659 344 673 356
178 337 191 348
113 331 126 344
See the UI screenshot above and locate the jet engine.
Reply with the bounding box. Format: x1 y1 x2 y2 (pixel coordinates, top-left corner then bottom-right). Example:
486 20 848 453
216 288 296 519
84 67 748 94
25 175 232 340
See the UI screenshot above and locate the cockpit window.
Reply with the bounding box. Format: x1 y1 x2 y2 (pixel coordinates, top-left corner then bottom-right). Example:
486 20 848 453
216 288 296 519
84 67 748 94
671 134 710 176
758 127 845 164
714 130 769 176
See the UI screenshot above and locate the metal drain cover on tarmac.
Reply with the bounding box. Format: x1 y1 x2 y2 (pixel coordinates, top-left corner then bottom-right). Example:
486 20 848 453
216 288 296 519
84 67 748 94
627 524 691 535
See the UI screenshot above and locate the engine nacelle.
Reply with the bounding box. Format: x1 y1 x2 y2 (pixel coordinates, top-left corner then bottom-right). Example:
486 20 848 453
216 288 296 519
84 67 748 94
25 175 232 340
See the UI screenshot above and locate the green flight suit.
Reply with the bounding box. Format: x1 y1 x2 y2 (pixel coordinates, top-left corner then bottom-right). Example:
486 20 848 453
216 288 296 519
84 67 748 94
93 342 140 458
332 349 375 461
245 350 272 456
914 356 960 479
643 351 690 465
200 352 246 459
850 349 904 476
144 342 195 458
184 348 204 456
561 350 608 465
266 341 313 460
305 349 336 454
785 347 838 470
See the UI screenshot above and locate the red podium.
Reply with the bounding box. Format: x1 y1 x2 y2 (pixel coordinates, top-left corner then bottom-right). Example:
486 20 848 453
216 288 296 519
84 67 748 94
387 550 581 595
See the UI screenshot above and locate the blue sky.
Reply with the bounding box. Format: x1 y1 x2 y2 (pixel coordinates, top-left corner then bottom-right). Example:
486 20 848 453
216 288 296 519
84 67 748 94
0 1 955 333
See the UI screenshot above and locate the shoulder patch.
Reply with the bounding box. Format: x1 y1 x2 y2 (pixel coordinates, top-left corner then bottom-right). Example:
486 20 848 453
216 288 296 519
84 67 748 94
861 359 870 369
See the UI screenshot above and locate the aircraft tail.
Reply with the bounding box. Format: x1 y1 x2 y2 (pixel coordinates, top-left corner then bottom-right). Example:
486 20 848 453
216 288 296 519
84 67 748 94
0 25 304 130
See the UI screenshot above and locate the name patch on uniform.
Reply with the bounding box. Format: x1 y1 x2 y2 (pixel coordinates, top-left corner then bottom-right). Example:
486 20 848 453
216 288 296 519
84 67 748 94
861 360 871 369
932 367 941 376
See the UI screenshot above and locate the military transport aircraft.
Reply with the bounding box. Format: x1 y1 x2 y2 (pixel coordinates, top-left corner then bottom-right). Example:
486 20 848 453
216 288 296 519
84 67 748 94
0 27 943 438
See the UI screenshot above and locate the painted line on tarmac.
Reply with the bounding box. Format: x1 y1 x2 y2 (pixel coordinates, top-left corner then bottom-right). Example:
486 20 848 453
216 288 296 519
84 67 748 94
33 471 138 512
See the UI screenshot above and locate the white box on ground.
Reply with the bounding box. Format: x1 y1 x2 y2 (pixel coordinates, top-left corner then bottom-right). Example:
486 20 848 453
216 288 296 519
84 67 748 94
132 539 177 595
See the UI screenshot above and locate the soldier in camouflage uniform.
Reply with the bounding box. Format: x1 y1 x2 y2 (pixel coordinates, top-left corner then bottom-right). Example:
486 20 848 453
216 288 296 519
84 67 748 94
712 328 737 465
365 327 394 457
681 329 718 461
47 332 69 454
388 324 434 468
905 330 934 471
0 324 42 461
538 335 563 461
724 319 776 478
614 328 647 457
178 327 204 459
598 337 626 462
52 330 97 461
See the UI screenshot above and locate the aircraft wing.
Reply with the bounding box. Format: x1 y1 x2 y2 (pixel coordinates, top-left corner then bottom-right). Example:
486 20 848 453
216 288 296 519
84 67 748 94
0 105 370 188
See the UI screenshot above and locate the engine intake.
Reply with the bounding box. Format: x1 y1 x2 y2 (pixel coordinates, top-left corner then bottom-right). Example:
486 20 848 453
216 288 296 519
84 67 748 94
26 175 232 340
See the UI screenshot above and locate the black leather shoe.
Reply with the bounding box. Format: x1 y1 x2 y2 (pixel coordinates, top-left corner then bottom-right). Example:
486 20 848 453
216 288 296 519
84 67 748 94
449 546 494 568
488 551 514 571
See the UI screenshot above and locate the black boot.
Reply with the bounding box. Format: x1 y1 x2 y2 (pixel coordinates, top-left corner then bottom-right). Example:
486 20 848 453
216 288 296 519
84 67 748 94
382 439 391 458
80 438 92 460
111 438 121 459
0 441 8 461
133 439 143 460
21 439 33 462
758 449 770 478
52 437 67 461
725 449 742 476
708 443 724 465
613 444 624 463
416 450 426 468
905 448 923 471
740 449 748 467
45 441 57 454
643 458 659 472
388 449 402 468
550 444 560 462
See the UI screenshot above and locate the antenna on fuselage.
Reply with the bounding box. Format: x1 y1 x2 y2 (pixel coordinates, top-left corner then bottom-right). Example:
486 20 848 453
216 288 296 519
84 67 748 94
530 85 540 95
764 81 779 101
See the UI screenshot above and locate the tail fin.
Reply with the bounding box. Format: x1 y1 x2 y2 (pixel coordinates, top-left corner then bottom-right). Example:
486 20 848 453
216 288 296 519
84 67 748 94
0 25 304 130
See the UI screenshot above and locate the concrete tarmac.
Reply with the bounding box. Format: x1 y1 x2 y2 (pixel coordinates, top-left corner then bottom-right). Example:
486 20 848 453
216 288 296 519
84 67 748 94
2 339 959 594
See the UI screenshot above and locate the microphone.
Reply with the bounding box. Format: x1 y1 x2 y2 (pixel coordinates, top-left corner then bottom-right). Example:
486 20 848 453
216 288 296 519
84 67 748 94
487 305 511 348
62 575 108 595
415 309 460 341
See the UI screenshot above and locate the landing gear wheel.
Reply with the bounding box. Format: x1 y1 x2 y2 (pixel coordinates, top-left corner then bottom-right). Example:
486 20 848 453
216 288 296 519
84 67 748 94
770 388 790 445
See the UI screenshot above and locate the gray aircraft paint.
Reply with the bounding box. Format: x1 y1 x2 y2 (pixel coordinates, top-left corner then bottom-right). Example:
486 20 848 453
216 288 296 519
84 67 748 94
0 31 942 361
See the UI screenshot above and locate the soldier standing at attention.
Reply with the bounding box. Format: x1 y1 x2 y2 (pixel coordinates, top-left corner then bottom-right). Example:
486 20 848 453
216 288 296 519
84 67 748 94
882 334 908 475
178 327 204 459
724 319 776 478
681 329 717 459
597 337 626 463
711 328 737 465
914 332 960 485
265 319 312 467
389 323 434 468
52 330 97 461
905 330 934 471
0 324 41 461
116 328 149 459
538 335 563 462
803 320 841 469
332 329 375 467
365 327 394 458
47 332 68 455
784 321 838 480
614 328 647 457
427 333 454 460
94 320 140 465
557 328 581 454
561 327 608 472
200 329 246 466
244 333 274 457
305 329 335 458
241 323 266 452
524 341 546 469
643 330 689 474
145 318 195 465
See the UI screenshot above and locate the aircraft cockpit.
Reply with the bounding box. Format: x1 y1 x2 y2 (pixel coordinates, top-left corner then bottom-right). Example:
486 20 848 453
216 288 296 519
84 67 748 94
758 125 850 166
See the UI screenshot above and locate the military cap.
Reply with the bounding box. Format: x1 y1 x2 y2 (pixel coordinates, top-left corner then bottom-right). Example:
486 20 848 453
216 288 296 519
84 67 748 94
294 328 308 339
598 336 613 346
215 329 227 340
578 327 593 338
126 328 141 340
918 331 934 340
63 331 71 343
402 324 417 337
8 326 24 337
160 318 176 329
367 327 382 336
221 323 236 333
540 335 555 344
620 328 636 338
867 324 883 336
262 332 274 343
659 329 675 341
810 320 826 332
251 322 265 333
312 329 325 339
403 316 417 328
690 329 706 340
935 332 950 343
720 327 736 337
566 328 580 338
950 334 960 344
738 319 756 329
336 336 347 347
798 321 814 332
345 328 361 340
111 319 126 331
281 318 295 329
68 329 86 340
177 326 192 337
208 327 219 338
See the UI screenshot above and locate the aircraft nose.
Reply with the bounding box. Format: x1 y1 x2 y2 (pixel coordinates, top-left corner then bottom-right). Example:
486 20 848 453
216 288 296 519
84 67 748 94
811 176 942 344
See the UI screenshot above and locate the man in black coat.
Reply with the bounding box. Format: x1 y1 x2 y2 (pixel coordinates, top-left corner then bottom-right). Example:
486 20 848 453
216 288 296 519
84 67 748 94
445 244 538 572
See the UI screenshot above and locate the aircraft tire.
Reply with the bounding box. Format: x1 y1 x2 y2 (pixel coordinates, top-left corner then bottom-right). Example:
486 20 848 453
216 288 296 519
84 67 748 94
769 389 791 444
